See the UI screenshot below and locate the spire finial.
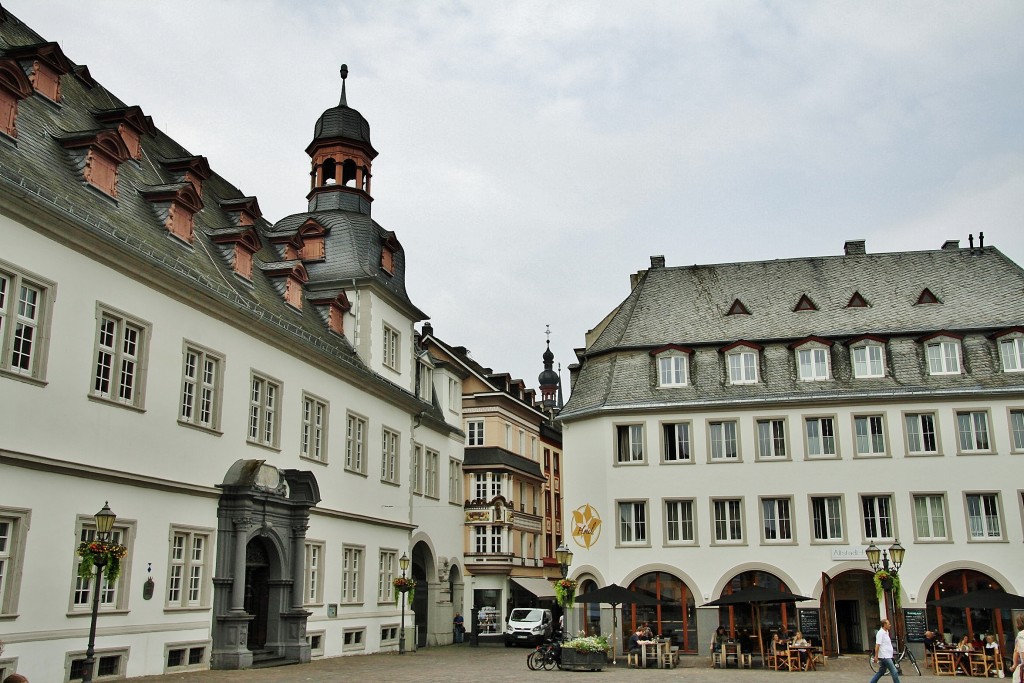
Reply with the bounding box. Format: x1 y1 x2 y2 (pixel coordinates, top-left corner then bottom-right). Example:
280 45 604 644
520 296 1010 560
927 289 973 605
339 64 349 106
545 324 551 345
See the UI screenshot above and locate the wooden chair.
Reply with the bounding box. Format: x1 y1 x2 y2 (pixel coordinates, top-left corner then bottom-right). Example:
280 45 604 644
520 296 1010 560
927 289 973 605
658 642 675 669
738 651 753 668
710 646 724 668
768 646 790 671
627 650 641 668
812 648 827 669
933 651 956 676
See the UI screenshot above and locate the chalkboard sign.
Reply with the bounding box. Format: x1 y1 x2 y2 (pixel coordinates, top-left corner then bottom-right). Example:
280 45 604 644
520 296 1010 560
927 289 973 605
798 608 821 641
903 609 928 643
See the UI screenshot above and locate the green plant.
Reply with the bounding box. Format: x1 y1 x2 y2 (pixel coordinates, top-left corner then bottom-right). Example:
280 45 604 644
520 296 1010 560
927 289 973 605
393 576 414 605
76 540 128 583
554 578 577 608
564 633 610 653
873 570 901 610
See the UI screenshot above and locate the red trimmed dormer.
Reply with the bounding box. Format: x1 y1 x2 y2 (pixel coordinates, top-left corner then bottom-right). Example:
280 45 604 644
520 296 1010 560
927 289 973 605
6 42 71 102
94 106 156 160
649 343 695 356
844 333 889 347
162 156 212 197
220 197 263 227
210 227 262 280
726 298 751 315
786 335 834 350
262 262 309 310
58 129 131 197
140 183 204 243
297 219 327 261
0 58 33 138
309 291 352 335
381 232 401 275
720 339 763 353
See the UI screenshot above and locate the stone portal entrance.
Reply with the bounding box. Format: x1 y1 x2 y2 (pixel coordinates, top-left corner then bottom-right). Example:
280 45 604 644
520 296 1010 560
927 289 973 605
211 460 321 670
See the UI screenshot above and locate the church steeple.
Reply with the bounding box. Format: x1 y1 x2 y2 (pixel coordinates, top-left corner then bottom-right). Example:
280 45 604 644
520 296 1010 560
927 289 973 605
538 325 560 410
305 64 378 215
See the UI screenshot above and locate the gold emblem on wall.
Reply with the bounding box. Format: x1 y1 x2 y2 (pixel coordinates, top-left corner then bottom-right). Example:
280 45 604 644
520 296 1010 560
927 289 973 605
571 504 602 549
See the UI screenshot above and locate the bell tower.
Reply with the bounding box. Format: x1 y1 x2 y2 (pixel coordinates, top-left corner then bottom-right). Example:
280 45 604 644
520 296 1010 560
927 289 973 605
305 65 378 215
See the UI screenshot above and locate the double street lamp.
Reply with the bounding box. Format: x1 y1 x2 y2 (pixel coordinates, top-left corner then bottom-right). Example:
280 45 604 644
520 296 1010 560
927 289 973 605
866 539 906 646
82 502 117 683
398 552 411 655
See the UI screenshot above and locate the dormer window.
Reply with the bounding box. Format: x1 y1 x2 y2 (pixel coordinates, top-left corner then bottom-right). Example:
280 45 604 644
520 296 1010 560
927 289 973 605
416 355 434 402
0 59 33 138
8 43 72 103
309 291 351 336
260 262 309 310
789 336 832 381
722 341 761 385
58 130 131 197
650 345 691 387
297 220 327 261
993 329 1024 373
139 184 204 243
919 332 962 375
915 288 941 305
209 227 262 280
849 336 887 378
381 233 401 276
93 106 155 161
726 299 751 315
161 156 211 197
219 197 263 227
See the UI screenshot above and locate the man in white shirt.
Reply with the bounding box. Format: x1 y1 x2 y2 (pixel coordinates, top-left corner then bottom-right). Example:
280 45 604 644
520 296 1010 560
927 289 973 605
870 619 901 683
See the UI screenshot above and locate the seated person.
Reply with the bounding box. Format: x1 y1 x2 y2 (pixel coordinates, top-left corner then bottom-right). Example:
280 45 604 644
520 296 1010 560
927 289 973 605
983 634 998 655
792 631 811 666
640 622 654 640
956 634 974 651
628 628 645 655
923 631 937 653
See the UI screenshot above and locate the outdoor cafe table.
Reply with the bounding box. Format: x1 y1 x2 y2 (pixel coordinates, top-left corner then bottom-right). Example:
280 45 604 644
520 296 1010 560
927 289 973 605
639 639 669 668
788 647 818 671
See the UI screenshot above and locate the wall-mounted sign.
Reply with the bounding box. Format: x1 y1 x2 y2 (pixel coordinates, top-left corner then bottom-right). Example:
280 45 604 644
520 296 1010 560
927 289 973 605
571 504 602 549
830 546 868 561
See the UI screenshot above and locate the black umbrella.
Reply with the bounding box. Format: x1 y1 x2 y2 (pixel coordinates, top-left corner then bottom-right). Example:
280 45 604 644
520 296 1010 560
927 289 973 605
928 589 1024 610
575 583 662 663
703 586 814 659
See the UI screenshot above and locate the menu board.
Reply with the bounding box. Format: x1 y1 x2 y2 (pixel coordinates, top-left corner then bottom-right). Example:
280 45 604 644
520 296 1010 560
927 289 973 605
903 609 928 643
797 608 821 641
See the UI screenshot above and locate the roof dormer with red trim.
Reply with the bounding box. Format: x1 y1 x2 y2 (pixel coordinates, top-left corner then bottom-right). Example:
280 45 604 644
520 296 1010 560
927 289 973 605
161 155 212 197
6 42 72 102
261 261 309 310
0 57 33 138
93 106 156 160
220 197 263 227
140 183 204 243
209 227 263 280
381 232 401 275
57 129 131 197
297 219 328 262
309 291 352 336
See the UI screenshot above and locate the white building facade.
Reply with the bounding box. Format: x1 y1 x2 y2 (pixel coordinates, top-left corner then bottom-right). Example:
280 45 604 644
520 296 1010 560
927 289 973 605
0 11 464 682
559 242 1024 659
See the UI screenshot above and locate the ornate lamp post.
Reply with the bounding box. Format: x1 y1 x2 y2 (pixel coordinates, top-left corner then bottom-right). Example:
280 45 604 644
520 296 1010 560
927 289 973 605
554 542 574 636
866 539 906 648
82 502 117 683
398 552 411 655
555 542 574 579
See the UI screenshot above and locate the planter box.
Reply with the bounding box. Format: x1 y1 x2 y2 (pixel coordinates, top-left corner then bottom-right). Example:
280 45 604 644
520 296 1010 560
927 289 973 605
560 649 606 671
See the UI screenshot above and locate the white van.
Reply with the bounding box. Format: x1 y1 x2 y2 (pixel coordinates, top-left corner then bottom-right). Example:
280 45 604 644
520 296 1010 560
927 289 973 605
504 607 553 646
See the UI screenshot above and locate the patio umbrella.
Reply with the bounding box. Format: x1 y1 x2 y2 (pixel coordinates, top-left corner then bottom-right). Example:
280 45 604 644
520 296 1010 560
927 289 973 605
928 589 1024 610
703 587 814 659
575 583 662 664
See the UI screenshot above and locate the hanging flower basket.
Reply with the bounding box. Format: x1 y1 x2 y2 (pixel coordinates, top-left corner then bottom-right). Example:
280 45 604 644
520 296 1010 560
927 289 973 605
554 578 577 608
393 576 414 604
77 540 128 583
873 570 901 609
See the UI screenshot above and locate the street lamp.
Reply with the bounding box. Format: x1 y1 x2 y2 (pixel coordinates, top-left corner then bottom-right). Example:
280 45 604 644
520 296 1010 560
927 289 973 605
555 542 573 579
398 552 410 655
82 502 117 683
866 540 906 647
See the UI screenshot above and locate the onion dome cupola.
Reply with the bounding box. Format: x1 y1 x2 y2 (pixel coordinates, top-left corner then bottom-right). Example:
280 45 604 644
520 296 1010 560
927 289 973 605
305 64 378 215
538 327 560 409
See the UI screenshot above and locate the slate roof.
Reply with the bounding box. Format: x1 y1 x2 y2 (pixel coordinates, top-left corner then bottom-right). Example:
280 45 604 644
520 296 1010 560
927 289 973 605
463 447 545 480
0 9 425 406
561 247 1024 420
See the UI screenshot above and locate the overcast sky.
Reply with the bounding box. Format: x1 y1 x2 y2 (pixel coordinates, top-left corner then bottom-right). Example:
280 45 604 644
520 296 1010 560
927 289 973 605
8 1 1023 393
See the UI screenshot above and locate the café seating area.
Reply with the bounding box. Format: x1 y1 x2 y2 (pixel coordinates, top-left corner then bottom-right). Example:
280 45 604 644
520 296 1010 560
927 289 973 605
932 647 1003 677
627 638 679 669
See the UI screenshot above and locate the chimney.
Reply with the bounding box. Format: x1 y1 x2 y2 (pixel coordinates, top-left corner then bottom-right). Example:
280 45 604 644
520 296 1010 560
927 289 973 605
941 240 960 251
968 234 974 249
650 255 666 268
979 231 984 248
421 322 433 338
843 240 866 256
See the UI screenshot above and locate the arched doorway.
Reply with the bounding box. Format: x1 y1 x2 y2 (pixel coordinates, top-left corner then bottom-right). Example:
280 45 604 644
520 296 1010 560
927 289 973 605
926 569 1012 650
244 538 273 651
825 569 878 654
624 572 698 652
579 579 601 635
713 570 805 654
411 540 435 648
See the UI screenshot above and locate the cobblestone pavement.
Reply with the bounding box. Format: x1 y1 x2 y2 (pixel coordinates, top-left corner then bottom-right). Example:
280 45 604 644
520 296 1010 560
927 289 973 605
135 645 886 683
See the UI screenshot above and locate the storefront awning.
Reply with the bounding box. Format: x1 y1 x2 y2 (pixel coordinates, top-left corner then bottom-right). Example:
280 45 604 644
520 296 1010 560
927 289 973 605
511 577 556 599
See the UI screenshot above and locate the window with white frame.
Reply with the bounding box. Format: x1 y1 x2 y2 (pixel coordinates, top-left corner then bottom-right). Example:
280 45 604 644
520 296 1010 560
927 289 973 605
805 417 836 457
0 507 29 616
341 545 363 603
301 394 328 462
474 525 502 553
417 359 433 401
164 641 208 672
851 342 885 378
1011 410 1024 451
345 413 367 473
380 625 399 644
248 373 281 448
473 473 488 501
307 631 325 657
862 495 894 541
905 413 938 454
956 411 991 452
727 350 758 384
854 415 886 455
424 449 440 498
67 647 129 682
166 528 209 608
505 424 511 449
411 444 423 494
91 306 149 408
473 526 488 553
664 499 695 544
926 339 961 375
448 377 460 412
179 343 222 430
72 518 134 612
761 498 792 542
811 496 843 541
709 420 738 460
0 260 54 381
657 352 688 387
381 427 400 483
662 422 691 462
382 323 400 371
965 493 1002 539
618 501 647 545
713 499 743 542
467 420 484 446
342 628 366 650
999 337 1024 372
615 424 645 463
304 541 324 605
756 419 787 458
913 494 947 541
377 550 396 603
449 458 462 504
797 346 829 381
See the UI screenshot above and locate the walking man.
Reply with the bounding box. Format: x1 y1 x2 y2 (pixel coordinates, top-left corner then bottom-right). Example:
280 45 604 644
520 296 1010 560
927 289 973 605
870 619 901 683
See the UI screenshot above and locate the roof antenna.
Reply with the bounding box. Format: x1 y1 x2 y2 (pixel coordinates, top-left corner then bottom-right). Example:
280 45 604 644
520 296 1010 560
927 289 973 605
978 231 984 248
339 64 348 106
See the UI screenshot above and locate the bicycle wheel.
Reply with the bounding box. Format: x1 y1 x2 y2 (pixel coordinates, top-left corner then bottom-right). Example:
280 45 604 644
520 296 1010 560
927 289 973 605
527 650 544 670
902 649 922 676
542 652 558 670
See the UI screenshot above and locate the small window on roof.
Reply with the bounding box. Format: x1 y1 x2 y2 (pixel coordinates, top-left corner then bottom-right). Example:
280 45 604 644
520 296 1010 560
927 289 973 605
381 246 395 274
915 288 940 305
794 295 818 312
726 299 750 316
847 291 870 308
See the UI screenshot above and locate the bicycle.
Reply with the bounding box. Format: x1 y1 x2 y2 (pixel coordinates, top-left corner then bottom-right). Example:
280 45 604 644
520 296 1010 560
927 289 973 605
527 635 563 671
869 647 922 676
